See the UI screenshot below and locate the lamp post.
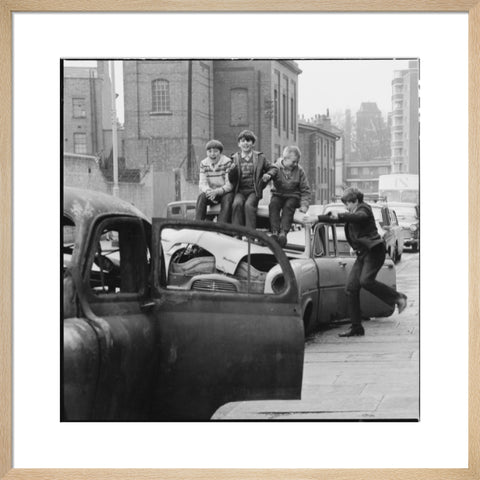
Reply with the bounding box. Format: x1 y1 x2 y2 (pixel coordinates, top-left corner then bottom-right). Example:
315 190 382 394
110 60 119 197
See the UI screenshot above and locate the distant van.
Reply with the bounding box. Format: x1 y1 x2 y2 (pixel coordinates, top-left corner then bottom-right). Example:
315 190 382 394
166 200 198 219
166 200 225 221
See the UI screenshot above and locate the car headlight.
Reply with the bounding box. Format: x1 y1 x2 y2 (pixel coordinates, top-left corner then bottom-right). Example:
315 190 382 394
410 224 418 232
271 274 286 294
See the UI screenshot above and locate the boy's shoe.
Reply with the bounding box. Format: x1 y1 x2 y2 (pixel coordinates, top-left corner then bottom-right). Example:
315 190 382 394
397 293 408 314
277 232 287 248
339 325 365 337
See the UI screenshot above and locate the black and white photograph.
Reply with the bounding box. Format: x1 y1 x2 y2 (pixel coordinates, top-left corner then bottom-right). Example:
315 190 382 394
62 58 420 422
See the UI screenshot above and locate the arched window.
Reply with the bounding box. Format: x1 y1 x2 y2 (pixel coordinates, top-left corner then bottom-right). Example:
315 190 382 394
152 79 170 113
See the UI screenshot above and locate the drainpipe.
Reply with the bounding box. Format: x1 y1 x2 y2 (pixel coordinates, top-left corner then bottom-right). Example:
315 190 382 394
187 60 193 180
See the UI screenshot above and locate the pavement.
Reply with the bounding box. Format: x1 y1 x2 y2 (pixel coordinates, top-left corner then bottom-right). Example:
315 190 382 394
213 252 419 420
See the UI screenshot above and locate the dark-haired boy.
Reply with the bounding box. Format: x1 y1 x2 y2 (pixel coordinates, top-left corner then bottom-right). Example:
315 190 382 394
195 139 234 223
305 187 408 337
229 130 277 230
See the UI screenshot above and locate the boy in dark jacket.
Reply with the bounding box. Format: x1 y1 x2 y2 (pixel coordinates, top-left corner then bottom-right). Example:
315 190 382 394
269 146 311 247
306 187 408 337
229 130 277 230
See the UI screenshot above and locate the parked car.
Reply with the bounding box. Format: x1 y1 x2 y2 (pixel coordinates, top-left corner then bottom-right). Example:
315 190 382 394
322 202 405 264
371 204 405 263
388 202 420 252
63 188 304 421
166 200 197 219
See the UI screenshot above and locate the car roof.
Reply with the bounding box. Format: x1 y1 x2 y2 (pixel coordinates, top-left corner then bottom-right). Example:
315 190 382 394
64 187 149 223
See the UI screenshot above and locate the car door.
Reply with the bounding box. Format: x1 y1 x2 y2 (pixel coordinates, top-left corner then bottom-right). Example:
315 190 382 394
149 219 305 420
313 223 349 324
63 214 156 421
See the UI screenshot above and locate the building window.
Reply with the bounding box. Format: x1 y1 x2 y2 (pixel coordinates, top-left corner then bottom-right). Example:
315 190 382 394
363 167 369 174
231 88 248 126
290 98 295 132
330 143 334 159
282 93 287 131
74 133 87 154
317 167 320 181
152 79 170 113
324 143 327 157
274 89 278 129
350 167 358 175
72 98 86 118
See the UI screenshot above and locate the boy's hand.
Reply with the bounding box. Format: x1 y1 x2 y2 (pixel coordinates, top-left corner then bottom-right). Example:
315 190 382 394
206 190 217 201
299 206 308 214
302 214 318 224
262 173 271 182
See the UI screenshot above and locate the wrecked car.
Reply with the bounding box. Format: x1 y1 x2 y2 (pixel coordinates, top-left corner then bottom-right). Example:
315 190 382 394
62 188 305 421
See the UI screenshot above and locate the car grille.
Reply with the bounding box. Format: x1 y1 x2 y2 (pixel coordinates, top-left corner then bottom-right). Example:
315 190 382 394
192 278 238 293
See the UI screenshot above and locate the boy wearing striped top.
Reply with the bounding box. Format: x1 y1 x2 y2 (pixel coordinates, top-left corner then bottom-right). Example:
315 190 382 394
195 139 234 223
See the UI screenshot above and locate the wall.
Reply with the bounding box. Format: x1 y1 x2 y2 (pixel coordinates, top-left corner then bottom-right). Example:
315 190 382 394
63 154 154 218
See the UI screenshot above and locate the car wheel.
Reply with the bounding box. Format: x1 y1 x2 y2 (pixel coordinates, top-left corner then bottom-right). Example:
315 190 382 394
411 244 418 253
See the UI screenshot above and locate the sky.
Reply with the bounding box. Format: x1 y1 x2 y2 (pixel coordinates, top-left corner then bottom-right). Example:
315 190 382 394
297 59 412 121
64 59 413 125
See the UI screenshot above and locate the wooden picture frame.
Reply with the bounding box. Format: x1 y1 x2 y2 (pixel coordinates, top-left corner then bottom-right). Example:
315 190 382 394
1 2 477 479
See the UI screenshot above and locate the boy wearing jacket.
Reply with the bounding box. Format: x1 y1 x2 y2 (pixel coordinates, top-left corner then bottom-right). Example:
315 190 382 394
229 130 277 230
305 187 408 337
269 146 311 247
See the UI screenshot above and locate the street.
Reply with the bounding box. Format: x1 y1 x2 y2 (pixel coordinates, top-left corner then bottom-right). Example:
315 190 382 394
213 251 420 420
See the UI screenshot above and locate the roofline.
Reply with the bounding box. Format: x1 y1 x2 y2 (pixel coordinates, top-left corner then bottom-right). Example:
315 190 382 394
277 60 302 75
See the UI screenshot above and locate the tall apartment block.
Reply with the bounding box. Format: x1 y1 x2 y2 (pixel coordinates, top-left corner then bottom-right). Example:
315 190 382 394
390 60 419 174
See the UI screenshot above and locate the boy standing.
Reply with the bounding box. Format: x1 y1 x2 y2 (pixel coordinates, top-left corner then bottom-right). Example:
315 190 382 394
305 187 408 337
195 139 234 223
269 146 311 247
229 130 277 230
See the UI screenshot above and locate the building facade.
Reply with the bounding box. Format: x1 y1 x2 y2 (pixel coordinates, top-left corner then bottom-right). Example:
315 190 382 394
63 62 118 158
390 60 419 174
298 117 340 204
122 59 302 215
341 102 391 194
344 159 391 193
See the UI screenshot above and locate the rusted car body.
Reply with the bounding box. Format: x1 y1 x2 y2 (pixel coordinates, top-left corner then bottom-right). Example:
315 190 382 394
63 188 305 421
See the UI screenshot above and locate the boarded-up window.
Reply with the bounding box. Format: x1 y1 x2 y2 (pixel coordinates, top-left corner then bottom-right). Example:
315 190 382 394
231 88 248 126
73 133 87 154
73 98 86 118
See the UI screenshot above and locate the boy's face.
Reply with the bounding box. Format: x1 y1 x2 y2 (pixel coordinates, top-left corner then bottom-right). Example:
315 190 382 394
283 152 299 169
345 199 359 213
238 137 253 153
207 148 221 161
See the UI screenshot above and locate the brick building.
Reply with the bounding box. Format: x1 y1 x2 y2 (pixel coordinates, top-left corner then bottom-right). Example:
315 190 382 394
63 61 122 159
298 117 340 205
122 59 302 216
